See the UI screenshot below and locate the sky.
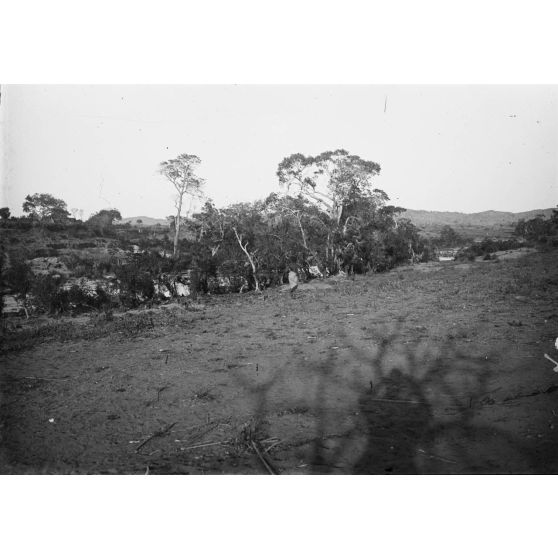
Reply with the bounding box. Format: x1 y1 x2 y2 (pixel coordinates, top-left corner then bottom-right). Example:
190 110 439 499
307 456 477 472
1 84 557 219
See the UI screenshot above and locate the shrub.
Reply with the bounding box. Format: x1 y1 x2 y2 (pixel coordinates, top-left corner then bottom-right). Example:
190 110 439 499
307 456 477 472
30 275 67 314
29 275 112 315
3 258 33 297
114 263 155 307
455 238 525 261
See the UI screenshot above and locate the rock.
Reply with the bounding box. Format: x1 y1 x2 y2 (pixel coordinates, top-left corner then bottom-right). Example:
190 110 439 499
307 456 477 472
288 271 299 289
62 277 119 297
328 270 347 281
174 282 190 297
27 257 71 276
154 282 172 298
1 295 24 316
307 265 324 279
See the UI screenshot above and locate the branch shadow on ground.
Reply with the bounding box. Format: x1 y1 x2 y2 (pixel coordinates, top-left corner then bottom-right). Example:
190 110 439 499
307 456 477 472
231 314 549 474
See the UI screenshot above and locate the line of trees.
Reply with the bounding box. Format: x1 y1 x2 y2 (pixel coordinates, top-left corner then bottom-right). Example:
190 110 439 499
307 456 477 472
159 149 433 290
0 194 122 232
2 149 436 302
514 209 558 246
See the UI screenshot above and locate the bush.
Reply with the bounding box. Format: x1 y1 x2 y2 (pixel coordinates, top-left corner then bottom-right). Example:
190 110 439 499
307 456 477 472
114 263 155 307
29 275 111 314
60 252 115 278
0 218 33 231
45 223 68 232
3 258 33 297
30 275 67 314
455 238 525 261
68 284 111 312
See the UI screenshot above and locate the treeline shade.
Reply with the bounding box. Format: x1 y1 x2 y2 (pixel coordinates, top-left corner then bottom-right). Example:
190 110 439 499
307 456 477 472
6 149 557 316
22 193 70 222
177 149 432 288
86 209 122 234
3 193 123 229
514 209 558 245
3 149 434 294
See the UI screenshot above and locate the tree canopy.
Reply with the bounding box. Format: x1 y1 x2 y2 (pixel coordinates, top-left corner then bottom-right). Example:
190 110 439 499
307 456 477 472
174 149 425 288
277 149 382 225
159 153 205 256
86 209 123 233
22 193 70 223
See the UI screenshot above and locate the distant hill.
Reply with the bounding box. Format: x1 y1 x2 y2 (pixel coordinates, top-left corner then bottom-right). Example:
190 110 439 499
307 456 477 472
402 208 555 227
118 216 169 227
117 208 555 234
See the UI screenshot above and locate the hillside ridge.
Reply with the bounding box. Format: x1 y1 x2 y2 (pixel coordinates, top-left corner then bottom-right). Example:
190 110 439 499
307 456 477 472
121 208 555 228
118 216 169 227
402 207 554 226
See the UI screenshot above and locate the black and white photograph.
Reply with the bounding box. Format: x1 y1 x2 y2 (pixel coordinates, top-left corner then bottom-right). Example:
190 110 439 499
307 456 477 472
2 83 556 475
1 1 557 556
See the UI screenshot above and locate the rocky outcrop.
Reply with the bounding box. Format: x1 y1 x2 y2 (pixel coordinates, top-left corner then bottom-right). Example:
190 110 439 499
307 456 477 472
153 273 191 299
2 295 24 316
61 277 120 297
307 265 324 279
27 257 71 277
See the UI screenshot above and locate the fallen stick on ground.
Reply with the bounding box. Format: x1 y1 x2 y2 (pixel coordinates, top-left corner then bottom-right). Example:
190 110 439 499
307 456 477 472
22 376 70 381
503 384 558 402
417 448 458 464
251 440 278 475
180 441 222 451
264 440 282 454
544 354 558 372
371 398 429 405
171 419 231 441
179 422 221 446
156 386 169 402
136 422 177 453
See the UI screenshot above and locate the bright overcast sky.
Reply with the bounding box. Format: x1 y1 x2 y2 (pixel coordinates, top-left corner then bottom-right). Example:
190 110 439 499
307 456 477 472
1 84 557 219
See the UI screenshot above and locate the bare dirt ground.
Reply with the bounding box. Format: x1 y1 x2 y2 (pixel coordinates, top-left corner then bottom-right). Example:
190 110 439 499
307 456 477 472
1 249 557 474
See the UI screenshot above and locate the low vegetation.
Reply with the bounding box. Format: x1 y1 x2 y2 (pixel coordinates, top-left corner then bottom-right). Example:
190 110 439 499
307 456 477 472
1 149 435 317
2 151 556 321
2 248 557 473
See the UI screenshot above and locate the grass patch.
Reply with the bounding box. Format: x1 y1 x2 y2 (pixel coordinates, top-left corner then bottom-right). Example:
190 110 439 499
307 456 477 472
0 306 201 354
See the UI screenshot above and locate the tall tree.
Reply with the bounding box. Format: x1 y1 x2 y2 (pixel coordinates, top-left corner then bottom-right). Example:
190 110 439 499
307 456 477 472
86 209 122 234
22 193 70 223
190 201 227 257
159 154 205 257
277 150 384 268
263 193 314 250
277 149 381 226
222 203 267 292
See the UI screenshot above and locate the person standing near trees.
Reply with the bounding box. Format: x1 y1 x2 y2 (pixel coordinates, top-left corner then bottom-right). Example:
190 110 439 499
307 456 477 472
288 266 299 297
